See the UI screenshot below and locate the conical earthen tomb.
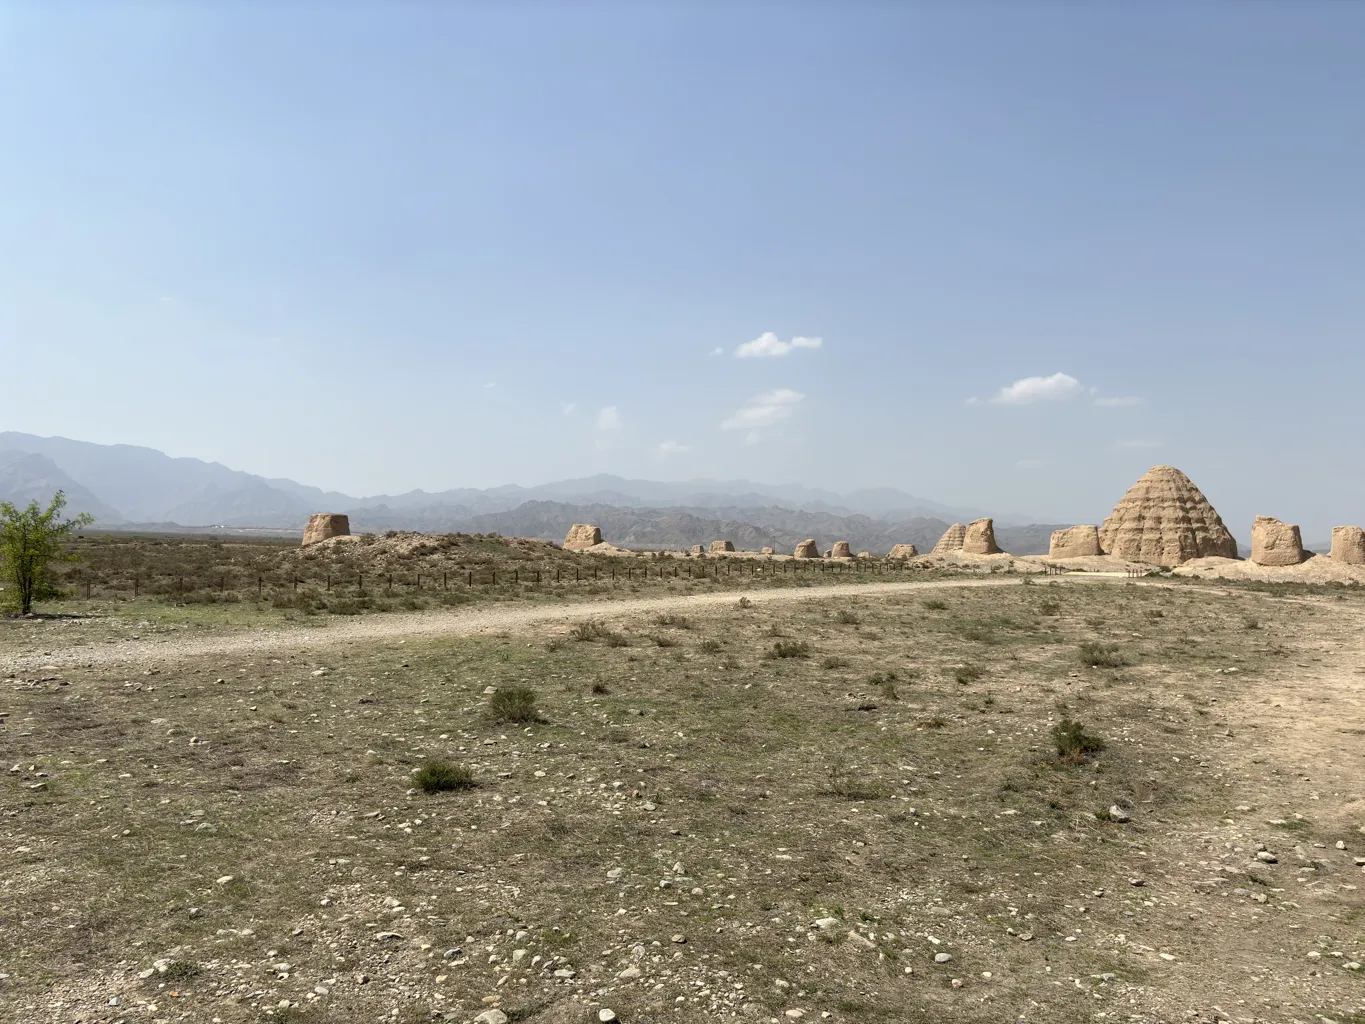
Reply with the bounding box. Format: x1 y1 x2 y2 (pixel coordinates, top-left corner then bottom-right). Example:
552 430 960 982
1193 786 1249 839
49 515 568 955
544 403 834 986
1098 466 1237 565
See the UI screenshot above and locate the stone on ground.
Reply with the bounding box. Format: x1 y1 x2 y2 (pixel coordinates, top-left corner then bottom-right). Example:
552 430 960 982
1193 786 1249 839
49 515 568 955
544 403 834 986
962 517 1001 555
1049 524 1103 558
793 539 819 559
1098 465 1238 564
830 541 852 558
932 523 966 554
563 524 603 550
302 513 350 546
710 540 735 553
1250 516 1306 566
889 543 919 559
1331 526 1365 565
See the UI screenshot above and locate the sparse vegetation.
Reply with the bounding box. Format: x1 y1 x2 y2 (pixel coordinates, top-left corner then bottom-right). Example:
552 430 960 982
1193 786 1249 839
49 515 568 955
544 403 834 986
766 639 811 659
489 686 541 723
923 598 948 610
413 759 476 793
1078 641 1126 668
835 608 860 625
2 572 1360 1020
1052 718 1107 764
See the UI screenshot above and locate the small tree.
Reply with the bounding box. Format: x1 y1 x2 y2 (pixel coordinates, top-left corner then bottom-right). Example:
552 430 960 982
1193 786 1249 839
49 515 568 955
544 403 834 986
0 491 94 615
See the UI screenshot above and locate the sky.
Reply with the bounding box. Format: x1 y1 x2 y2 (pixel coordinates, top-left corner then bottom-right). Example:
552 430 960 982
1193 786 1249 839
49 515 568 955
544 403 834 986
2 3 1362 539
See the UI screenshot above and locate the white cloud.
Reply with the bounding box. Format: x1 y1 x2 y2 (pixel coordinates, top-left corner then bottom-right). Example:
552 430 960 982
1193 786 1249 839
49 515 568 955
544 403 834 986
989 372 1082 405
720 388 804 432
654 440 691 457
561 402 577 415
483 382 496 389
596 406 622 431
734 332 823 358
1115 438 1162 449
1094 395 1145 407
711 347 725 356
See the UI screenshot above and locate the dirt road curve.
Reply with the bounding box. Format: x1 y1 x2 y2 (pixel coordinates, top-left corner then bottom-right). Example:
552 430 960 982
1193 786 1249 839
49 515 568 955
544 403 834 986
0 577 1101 673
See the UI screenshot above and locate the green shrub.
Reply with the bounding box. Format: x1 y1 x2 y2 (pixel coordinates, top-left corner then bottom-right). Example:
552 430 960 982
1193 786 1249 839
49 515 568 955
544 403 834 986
413 760 476 793
923 599 948 611
1078 642 1125 668
654 612 693 629
700 638 721 653
767 640 811 659
569 621 608 642
1051 718 1106 764
651 634 679 648
821 655 850 670
1038 599 1061 616
835 609 860 625
489 686 540 723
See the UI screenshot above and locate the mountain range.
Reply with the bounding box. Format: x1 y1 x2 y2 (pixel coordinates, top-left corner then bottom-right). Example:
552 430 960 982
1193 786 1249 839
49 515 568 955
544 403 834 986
0 430 1072 554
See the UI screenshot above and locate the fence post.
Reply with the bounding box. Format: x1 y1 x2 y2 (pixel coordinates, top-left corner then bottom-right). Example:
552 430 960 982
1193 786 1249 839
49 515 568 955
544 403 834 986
134 574 138 598
293 575 298 592
326 573 331 592
387 574 392 592
468 571 472 586
358 573 363 593
258 575 263 598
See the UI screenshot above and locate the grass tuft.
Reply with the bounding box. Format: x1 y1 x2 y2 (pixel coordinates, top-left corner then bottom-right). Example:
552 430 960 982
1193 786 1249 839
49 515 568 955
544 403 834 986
413 759 476 793
489 686 541 723
1052 718 1106 764
1078 642 1126 668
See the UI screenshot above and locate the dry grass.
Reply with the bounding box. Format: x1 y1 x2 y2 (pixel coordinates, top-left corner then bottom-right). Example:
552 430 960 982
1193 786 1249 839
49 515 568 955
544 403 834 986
4 579 1365 1022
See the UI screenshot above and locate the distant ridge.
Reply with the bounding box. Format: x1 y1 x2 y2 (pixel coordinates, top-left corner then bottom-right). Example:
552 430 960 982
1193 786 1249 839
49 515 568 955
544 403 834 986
0 431 1069 553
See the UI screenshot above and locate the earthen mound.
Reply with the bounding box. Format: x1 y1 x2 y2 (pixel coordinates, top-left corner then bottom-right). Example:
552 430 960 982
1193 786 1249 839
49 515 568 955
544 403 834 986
710 540 735 553
303 513 350 546
1049 525 1102 559
1331 526 1365 565
1250 516 1306 566
962 518 1001 555
1098 466 1237 565
889 543 919 559
830 541 852 558
794 539 819 559
932 523 966 554
563 524 602 551
690 544 705 556
857 551 871 559
761 547 775 555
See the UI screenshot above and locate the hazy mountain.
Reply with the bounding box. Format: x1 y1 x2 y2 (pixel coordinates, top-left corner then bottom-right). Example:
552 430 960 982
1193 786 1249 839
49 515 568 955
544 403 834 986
0 451 124 523
340 499 1067 557
0 432 1055 544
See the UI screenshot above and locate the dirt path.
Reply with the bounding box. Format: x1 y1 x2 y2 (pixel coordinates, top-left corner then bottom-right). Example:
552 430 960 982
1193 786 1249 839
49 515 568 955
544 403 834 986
0 577 1071 674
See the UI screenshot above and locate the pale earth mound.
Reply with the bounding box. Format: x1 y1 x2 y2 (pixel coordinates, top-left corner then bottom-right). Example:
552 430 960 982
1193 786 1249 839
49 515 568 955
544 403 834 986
1250 515 1306 566
1332 526 1365 565
563 523 603 550
1099 465 1238 564
888 543 919 559
302 512 350 546
1174 554 1365 584
1049 524 1103 558
931 522 967 554
962 517 1001 555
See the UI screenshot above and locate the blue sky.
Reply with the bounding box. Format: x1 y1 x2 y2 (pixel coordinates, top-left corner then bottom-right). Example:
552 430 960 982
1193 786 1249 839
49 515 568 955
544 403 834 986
2 3 1362 538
